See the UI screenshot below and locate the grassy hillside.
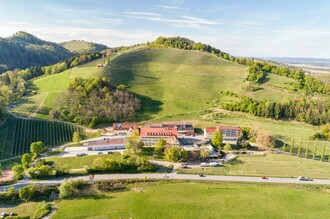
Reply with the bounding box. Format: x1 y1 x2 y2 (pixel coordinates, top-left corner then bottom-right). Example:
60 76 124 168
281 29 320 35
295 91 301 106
107 48 296 120
60 40 108 54
9 47 328 152
0 31 73 72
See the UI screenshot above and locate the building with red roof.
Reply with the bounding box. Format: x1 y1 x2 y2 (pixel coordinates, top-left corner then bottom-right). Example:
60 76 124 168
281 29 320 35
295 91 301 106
139 127 180 146
204 126 242 145
112 122 139 135
148 121 194 137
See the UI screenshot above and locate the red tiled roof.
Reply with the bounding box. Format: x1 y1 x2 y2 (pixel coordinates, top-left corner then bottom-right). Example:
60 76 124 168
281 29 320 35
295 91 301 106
113 122 139 130
140 127 178 137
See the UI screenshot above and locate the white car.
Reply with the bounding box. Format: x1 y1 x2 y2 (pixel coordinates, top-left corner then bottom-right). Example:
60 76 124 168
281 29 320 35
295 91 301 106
163 175 170 178
200 162 208 167
210 162 220 167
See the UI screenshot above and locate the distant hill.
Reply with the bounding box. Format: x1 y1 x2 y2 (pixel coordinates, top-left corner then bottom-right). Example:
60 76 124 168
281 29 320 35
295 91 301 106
60 40 108 54
0 31 73 73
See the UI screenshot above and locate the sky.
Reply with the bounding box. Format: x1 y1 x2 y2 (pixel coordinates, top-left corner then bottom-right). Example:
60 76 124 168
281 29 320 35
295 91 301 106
0 0 330 58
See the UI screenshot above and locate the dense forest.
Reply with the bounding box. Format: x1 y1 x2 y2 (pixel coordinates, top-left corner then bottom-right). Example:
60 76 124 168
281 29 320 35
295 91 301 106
0 31 73 73
51 78 141 127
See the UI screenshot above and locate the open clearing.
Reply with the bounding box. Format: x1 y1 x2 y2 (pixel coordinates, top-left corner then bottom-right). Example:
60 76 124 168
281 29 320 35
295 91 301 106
178 152 330 179
51 182 330 219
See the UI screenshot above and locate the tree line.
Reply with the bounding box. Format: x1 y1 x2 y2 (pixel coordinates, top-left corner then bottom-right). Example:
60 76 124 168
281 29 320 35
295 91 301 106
221 93 330 125
51 77 141 127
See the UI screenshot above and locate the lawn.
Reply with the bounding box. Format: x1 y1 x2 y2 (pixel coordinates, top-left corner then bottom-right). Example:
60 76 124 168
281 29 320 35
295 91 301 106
0 202 41 218
177 152 330 179
52 182 330 219
46 153 121 169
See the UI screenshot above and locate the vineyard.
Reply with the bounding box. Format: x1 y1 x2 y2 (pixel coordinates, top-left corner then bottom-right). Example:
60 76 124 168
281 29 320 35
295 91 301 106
0 114 83 160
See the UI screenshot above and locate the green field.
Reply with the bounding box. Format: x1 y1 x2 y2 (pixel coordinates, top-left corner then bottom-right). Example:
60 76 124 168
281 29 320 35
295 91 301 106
0 114 83 160
178 152 330 179
52 182 330 219
0 202 41 218
46 153 121 169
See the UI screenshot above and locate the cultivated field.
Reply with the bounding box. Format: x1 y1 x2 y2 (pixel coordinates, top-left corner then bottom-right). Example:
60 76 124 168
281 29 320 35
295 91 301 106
52 182 330 219
0 115 83 160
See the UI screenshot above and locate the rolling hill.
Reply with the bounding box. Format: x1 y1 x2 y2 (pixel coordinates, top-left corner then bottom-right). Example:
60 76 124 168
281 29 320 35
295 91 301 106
5 46 330 157
60 40 108 54
0 31 73 73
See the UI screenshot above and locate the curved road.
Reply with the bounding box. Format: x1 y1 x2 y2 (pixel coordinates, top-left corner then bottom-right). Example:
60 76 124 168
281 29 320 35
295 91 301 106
1 173 330 192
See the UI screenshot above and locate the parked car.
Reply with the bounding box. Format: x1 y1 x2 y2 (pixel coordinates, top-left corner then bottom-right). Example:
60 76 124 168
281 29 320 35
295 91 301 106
210 162 220 167
163 175 169 179
181 164 188 169
200 162 208 167
1 212 6 218
107 151 114 154
97 151 103 154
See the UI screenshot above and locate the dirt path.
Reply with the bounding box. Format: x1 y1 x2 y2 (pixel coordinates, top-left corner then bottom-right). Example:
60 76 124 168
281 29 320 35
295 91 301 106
28 92 48 118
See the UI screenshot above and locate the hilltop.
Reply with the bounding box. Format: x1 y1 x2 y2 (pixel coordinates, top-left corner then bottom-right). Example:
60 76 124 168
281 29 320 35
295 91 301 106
0 31 73 72
60 40 108 54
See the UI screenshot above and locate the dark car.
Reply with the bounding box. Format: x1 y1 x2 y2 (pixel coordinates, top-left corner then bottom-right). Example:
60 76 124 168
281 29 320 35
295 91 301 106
199 174 206 177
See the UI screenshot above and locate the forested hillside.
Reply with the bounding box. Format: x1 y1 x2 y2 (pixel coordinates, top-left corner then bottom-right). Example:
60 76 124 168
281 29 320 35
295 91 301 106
0 31 73 73
60 40 108 54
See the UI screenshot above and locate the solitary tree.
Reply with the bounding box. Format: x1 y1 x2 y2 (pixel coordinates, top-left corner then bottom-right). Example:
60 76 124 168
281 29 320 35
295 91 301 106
211 130 222 149
312 145 317 160
165 146 188 162
21 153 32 169
297 139 302 157
72 131 81 144
320 145 326 161
289 137 294 155
126 130 141 155
305 144 310 158
30 141 45 158
154 139 166 158
200 145 210 161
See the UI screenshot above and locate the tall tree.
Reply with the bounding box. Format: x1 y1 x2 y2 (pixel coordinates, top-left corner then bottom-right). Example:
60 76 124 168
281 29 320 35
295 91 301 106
289 137 294 155
211 130 222 149
305 144 310 158
200 145 210 161
297 139 302 157
72 131 81 144
312 144 317 160
320 145 326 161
21 153 32 169
126 130 141 155
30 141 45 158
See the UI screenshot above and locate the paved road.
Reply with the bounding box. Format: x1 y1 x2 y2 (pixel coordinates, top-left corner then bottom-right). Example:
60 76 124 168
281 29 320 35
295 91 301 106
1 173 330 192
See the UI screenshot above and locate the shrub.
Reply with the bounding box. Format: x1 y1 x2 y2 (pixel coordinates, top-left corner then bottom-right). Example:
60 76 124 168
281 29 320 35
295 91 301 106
19 184 37 201
33 201 51 219
58 179 75 199
223 144 232 151
12 165 24 180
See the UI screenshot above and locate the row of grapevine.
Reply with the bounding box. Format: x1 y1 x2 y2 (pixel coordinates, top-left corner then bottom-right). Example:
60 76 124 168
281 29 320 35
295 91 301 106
0 115 83 160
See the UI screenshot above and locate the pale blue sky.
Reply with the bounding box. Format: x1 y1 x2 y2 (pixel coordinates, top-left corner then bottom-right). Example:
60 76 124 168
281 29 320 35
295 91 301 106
1 0 330 58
